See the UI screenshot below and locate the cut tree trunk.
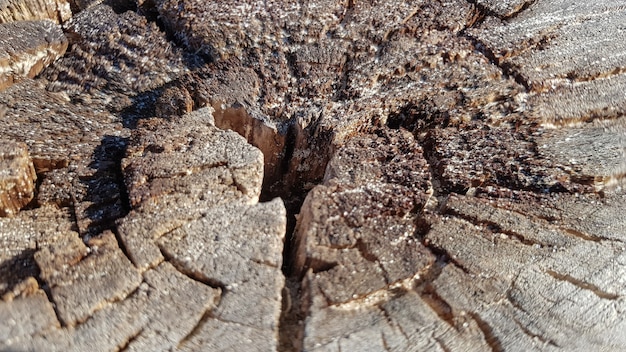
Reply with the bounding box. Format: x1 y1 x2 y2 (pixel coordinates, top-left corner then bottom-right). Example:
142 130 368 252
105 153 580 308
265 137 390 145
0 1 625 351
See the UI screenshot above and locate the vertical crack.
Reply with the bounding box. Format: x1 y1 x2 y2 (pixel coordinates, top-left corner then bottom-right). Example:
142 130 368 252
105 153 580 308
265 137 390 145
435 338 453 352
278 277 307 352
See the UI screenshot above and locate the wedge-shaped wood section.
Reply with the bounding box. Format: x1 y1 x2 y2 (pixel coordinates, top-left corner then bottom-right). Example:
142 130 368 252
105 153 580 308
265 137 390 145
0 20 67 91
426 193 626 351
471 0 626 125
1 108 287 352
0 0 71 24
0 140 36 217
118 108 287 351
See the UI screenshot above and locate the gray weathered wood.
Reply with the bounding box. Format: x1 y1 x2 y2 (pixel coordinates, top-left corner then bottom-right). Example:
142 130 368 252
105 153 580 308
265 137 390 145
0 0 625 351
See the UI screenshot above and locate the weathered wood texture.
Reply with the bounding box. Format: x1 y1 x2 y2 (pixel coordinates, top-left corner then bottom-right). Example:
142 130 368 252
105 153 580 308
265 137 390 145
45 4 189 110
0 0 625 351
472 0 533 17
0 140 36 217
1 108 287 352
0 20 67 91
119 109 287 352
0 0 71 23
471 1 626 125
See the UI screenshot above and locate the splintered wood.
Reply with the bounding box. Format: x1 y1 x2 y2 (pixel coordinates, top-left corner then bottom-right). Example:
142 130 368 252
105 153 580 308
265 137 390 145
0 140 36 217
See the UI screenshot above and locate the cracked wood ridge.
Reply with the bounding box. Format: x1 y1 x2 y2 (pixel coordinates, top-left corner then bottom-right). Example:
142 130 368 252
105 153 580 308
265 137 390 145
0 0 625 351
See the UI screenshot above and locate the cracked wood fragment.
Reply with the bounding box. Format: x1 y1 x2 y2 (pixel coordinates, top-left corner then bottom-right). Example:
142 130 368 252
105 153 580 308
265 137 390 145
471 1 626 124
0 206 74 294
0 0 72 24
295 131 434 300
0 20 67 91
118 108 267 269
0 0 625 350
122 109 263 208
427 191 626 351
1 262 221 352
35 231 142 326
117 107 287 350
0 282 60 341
0 140 36 217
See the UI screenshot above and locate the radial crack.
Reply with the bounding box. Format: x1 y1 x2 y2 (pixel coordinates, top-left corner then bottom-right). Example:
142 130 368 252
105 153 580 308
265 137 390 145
545 270 620 300
157 245 227 291
512 317 559 348
560 227 620 243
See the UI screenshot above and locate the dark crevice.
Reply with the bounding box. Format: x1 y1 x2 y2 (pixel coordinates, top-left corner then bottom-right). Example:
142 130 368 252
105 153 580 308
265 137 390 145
505 278 530 315
545 270 620 300
463 0 500 22
278 277 307 352
503 0 538 20
422 239 471 276
354 239 391 284
418 284 456 328
414 242 461 329
35 274 65 328
461 33 532 92
378 304 410 342
110 226 132 266
0 249 41 299
355 238 379 263
381 332 392 352
307 257 339 275
250 258 280 269
560 227 615 243
442 208 550 248
464 0 536 22
418 159 445 210
275 121 298 196
565 67 626 85
387 101 451 133
106 0 138 14
455 5 538 94
75 135 131 239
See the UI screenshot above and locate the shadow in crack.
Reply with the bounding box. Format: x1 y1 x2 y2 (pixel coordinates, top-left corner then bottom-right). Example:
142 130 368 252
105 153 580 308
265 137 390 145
0 249 40 297
77 135 130 239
